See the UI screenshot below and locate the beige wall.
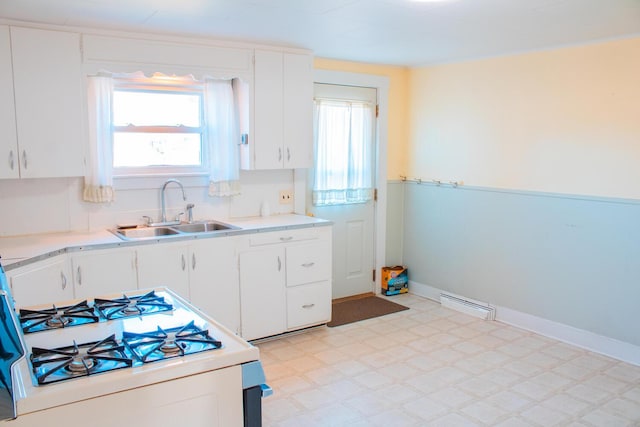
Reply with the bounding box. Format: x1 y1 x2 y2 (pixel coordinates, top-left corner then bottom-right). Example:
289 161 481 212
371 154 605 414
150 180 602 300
408 37 640 200
314 58 409 181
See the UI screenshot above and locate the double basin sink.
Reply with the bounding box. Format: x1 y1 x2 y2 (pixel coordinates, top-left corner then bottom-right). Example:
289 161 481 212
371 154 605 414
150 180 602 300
110 220 239 241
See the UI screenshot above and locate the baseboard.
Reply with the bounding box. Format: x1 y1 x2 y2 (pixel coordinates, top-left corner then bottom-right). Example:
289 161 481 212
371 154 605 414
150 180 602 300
408 280 640 366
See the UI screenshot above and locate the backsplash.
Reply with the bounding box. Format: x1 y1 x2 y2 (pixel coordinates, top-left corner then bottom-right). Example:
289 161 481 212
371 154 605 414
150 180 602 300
0 169 295 237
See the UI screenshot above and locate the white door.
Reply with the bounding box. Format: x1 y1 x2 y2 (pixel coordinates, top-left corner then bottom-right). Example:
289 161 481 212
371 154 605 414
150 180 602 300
307 83 377 299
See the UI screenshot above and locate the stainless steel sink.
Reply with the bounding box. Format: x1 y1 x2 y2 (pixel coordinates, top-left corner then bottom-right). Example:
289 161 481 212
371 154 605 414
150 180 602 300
110 220 239 240
113 227 180 240
172 221 237 233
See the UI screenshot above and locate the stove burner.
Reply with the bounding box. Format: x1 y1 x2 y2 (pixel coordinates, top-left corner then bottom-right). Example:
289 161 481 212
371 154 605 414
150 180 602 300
159 339 183 354
94 291 173 320
45 312 71 328
123 300 145 315
19 301 99 333
67 355 96 373
123 321 222 363
30 334 133 385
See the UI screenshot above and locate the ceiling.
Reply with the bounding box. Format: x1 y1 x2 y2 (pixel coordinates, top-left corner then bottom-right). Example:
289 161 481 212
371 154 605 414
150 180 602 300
1 0 640 66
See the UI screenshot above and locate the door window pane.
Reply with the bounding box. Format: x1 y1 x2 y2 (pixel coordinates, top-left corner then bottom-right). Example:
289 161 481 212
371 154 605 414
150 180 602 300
313 99 374 206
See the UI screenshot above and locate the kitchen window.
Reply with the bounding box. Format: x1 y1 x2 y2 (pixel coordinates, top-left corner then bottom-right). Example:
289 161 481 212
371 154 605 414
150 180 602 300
112 76 207 175
84 72 244 203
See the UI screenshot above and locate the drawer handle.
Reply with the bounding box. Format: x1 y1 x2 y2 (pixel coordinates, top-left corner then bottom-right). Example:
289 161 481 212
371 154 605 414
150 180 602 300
302 304 315 309
301 262 315 268
280 236 293 242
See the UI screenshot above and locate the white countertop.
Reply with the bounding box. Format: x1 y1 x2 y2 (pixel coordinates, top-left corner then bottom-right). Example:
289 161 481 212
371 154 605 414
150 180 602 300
0 214 330 269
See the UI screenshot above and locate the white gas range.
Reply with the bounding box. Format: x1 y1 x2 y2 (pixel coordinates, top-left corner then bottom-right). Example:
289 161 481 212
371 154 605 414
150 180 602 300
0 263 269 426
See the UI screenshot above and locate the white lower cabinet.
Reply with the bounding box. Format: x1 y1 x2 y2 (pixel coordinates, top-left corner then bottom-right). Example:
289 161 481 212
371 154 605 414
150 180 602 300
5 225 332 340
239 247 286 341
71 248 138 299
7 256 72 307
137 241 190 299
238 226 332 340
137 237 242 335
188 237 241 335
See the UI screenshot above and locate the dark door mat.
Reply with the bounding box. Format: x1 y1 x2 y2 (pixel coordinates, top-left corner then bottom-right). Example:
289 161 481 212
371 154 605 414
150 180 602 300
327 295 409 327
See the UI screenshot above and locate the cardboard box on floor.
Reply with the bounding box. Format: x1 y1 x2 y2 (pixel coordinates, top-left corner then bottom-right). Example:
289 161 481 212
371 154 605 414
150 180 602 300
381 266 408 296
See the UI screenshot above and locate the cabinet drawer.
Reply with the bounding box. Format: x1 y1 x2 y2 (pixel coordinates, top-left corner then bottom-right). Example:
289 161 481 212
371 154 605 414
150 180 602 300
286 241 330 287
248 229 319 246
286 281 331 329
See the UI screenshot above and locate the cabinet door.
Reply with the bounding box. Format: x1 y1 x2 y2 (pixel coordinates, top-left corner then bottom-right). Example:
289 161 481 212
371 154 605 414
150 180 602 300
0 26 18 179
283 53 313 169
252 49 284 170
189 237 241 335
72 249 138 299
239 247 286 340
137 242 190 299
8 257 73 307
10 27 84 178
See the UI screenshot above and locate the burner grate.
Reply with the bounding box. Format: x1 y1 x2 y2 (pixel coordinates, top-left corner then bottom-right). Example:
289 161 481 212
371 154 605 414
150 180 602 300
94 290 173 320
30 334 133 385
19 300 99 333
123 321 222 363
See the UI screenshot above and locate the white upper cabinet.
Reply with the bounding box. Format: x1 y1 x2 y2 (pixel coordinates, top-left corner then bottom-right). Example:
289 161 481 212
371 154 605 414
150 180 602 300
9 27 85 178
0 26 19 179
243 50 313 170
282 53 313 169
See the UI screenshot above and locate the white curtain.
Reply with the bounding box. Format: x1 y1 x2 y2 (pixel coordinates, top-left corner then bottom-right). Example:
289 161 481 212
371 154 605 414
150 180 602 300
313 99 374 206
204 78 241 197
83 74 115 203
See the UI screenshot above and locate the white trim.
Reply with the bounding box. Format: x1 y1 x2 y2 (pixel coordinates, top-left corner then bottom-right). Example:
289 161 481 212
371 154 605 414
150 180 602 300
408 280 640 366
312 69 390 295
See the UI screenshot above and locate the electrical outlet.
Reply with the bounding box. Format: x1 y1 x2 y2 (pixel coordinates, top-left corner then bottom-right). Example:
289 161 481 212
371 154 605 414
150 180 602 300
279 190 293 204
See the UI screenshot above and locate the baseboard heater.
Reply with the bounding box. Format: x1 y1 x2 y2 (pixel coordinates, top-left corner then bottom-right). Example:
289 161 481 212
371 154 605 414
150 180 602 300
439 293 495 320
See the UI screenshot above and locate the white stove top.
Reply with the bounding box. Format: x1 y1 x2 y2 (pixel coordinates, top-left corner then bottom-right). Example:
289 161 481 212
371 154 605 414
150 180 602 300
11 287 260 417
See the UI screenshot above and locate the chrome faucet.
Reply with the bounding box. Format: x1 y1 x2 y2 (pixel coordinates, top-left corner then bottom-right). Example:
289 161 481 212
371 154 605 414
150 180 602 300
161 179 186 223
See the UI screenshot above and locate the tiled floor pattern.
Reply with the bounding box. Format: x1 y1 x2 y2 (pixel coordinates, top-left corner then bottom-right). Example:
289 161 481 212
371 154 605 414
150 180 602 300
256 293 640 426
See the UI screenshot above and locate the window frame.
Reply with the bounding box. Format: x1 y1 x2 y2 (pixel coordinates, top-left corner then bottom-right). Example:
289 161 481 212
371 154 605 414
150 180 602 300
111 78 210 178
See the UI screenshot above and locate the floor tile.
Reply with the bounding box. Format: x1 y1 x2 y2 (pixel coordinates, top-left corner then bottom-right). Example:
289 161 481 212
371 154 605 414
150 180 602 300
256 293 640 427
